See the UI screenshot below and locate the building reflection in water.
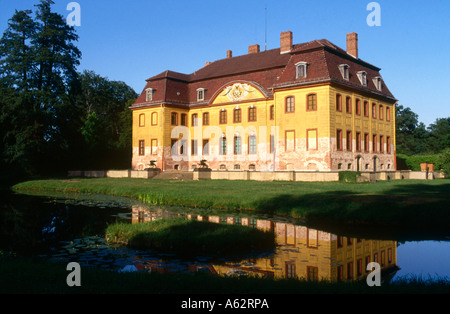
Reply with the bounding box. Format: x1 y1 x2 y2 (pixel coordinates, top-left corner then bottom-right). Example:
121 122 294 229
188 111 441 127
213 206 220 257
131 205 399 282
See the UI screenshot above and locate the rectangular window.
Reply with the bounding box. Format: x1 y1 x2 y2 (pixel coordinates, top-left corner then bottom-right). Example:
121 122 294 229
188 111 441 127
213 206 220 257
346 96 352 114
357 259 363 276
203 139 209 155
307 266 318 281
181 113 187 126
270 135 275 153
285 97 295 113
380 135 384 153
139 140 145 156
171 139 177 155
307 129 317 151
233 109 241 123
219 110 227 124
347 262 353 280
381 250 386 267
356 132 361 151
364 133 369 152
248 107 257 122
248 135 257 154
372 103 377 119
346 131 352 151
386 106 391 121
203 112 209 125
285 130 295 152
234 136 241 154
179 139 187 155
151 139 157 155
355 99 361 115
307 94 317 111
379 105 384 120
220 137 227 155
151 112 158 126
372 134 377 153
139 114 145 127
336 94 342 112
336 129 343 151
191 114 198 126
337 265 343 281
387 136 391 154
191 140 198 156
364 101 369 117
270 105 274 120
171 112 178 126
285 263 295 279
388 248 393 263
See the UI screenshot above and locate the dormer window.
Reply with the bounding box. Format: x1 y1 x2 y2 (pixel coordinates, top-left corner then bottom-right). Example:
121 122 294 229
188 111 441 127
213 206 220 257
197 88 206 101
338 64 350 80
372 76 382 91
295 62 308 79
357 71 367 86
146 88 154 102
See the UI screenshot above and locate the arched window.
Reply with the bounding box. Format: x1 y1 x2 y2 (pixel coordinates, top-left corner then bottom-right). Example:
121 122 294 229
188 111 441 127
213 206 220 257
248 106 257 122
151 112 158 125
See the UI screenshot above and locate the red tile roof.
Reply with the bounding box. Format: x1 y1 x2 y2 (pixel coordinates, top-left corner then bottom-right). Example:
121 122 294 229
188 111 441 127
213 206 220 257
132 38 396 108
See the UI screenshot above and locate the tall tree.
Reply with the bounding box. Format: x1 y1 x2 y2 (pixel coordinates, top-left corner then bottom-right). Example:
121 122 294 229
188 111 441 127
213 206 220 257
427 118 450 153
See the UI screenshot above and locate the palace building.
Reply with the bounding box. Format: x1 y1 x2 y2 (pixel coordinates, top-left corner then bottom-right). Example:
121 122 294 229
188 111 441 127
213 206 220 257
131 31 397 172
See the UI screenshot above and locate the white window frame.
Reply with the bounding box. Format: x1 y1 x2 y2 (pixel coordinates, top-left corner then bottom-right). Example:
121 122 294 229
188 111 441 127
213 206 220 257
146 88 154 102
338 64 350 81
357 71 367 86
372 76 382 91
197 88 206 102
295 61 308 79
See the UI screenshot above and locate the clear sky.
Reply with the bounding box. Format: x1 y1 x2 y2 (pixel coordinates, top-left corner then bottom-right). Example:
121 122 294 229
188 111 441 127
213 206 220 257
1 0 449 126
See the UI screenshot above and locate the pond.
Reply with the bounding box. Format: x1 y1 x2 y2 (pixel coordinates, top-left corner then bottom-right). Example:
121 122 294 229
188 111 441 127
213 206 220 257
1 190 449 283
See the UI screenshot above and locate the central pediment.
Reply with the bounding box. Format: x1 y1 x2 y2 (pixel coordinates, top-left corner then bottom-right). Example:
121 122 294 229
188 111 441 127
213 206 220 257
210 81 268 105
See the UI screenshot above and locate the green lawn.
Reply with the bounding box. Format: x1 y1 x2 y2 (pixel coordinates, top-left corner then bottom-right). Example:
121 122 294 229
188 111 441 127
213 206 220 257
12 178 450 236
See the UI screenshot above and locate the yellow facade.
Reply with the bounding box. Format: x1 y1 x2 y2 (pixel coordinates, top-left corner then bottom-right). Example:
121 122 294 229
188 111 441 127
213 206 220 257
131 205 399 282
131 32 397 172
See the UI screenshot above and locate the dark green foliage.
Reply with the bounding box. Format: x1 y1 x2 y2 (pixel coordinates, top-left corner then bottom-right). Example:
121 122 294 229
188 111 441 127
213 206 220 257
338 171 361 183
396 105 449 155
0 1 136 181
106 218 276 257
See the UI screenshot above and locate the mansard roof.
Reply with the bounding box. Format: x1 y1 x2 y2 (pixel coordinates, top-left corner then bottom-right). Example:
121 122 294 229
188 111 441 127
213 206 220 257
132 36 396 109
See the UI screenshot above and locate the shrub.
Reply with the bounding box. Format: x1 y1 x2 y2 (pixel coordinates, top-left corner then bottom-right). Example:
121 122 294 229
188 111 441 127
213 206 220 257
338 171 361 183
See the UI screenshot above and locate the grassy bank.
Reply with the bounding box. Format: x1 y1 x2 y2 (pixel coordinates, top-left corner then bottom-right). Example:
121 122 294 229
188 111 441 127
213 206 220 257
1 254 449 294
105 218 276 257
12 178 450 233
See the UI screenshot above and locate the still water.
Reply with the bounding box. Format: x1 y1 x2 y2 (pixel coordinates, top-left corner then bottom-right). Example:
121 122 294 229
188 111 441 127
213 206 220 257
1 191 449 283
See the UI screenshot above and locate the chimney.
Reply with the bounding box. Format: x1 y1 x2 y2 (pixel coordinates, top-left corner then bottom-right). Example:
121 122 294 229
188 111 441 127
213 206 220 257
346 32 358 59
248 44 260 54
204 61 211 67
227 50 232 58
280 31 293 54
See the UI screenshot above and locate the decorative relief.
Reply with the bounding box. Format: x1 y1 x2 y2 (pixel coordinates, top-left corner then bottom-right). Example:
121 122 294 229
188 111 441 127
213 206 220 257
222 83 255 102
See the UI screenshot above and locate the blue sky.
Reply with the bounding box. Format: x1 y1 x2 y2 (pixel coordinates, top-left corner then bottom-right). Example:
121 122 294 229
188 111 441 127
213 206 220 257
1 0 449 126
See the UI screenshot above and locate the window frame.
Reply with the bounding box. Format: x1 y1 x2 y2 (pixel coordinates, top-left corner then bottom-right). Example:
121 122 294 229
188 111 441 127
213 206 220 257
248 135 257 154
295 61 308 79
219 110 227 124
248 106 257 122
191 113 198 126
345 96 352 114
139 113 145 127
233 108 241 123
138 140 145 156
203 112 209 125
171 112 178 126
336 94 342 112
336 129 343 151
285 96 295 113
306 93 317 111
346 130 352 151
